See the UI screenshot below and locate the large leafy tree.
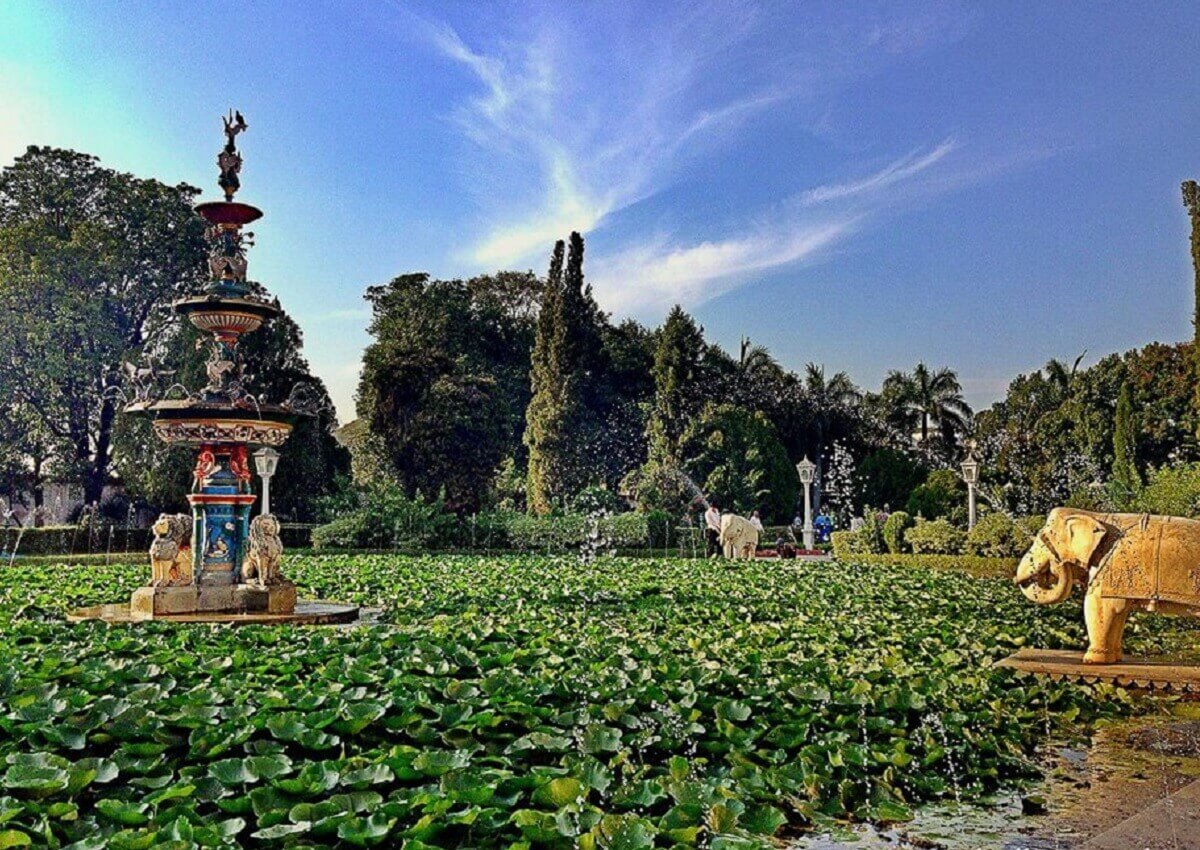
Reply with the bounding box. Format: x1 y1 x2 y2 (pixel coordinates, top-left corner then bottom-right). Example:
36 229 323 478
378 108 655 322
680 403 797 522
589 318 656 491
1111 380 1139 505
0 147 207 505
358 272 537 512
525 240 575 513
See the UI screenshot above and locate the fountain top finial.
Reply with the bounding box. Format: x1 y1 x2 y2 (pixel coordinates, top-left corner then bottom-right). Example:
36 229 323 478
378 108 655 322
218 109 249 201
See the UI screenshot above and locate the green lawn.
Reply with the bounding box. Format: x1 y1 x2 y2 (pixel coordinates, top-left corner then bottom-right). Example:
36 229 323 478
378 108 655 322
0 555 1189 848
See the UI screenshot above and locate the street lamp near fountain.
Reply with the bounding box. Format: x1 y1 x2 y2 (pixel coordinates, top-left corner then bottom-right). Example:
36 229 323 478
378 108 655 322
254 447 280 515
796 456 816 550
960 451 980 530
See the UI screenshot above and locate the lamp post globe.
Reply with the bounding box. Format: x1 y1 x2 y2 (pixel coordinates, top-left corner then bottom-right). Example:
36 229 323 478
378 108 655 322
254 447 281 515
960 453 980 530
796 456 816 550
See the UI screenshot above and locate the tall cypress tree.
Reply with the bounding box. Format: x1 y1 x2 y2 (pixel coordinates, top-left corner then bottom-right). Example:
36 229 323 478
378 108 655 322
1111 380 1139 505
1183 181 1200 422
1185 182 1200 346
646 306 707 465
525 241 567 514
559 232 603 377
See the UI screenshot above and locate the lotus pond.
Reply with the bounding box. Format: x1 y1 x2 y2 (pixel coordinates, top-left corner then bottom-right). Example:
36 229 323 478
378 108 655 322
0 554 1194 848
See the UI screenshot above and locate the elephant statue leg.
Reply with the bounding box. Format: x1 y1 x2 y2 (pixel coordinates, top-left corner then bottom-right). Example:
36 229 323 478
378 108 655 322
1083 589 1132 664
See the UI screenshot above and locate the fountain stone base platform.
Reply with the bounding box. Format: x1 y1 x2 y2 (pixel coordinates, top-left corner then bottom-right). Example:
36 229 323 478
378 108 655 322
69 593 359 626
130 580 297 618
997 648 1200 693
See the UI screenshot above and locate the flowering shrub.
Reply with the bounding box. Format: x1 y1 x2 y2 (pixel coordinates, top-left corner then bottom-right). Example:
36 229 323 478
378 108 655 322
966 513 1033 558
904 518 966 555
882 511 914 554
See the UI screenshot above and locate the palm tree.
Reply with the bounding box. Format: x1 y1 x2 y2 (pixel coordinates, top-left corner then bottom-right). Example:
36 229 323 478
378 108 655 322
1042 352 1086 398
737 336 779 379
803 363 860 510
883 363 973 444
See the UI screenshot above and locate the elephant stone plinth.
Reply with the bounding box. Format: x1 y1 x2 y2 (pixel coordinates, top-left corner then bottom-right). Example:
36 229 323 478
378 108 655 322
1016 508 1200 664
997 648 1200 693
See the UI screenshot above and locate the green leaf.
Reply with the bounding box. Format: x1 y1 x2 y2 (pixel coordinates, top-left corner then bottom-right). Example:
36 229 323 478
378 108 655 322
532 777 585 809
581 725 622 754
336 813 395 847
95 799 149 826
741 804 786 835
412 750 469 777
251 822 311 839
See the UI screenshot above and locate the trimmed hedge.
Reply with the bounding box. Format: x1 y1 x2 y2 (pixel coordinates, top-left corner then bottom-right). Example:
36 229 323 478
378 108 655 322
839 551 1019 579
507 513 652 551
965 513 1031 558
2 523 312 557
882 511 913 554
1 526 151 556
904 518 965 555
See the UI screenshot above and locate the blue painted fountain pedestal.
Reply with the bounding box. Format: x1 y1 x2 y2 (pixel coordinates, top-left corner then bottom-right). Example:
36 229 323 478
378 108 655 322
128 441 296 619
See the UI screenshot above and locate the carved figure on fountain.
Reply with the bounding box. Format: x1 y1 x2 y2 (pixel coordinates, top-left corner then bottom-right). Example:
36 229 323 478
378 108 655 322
243 514 285 586
122 357 176 404
206 224 250 283
193 447 217 490
149 513 193 587
218 110 248 201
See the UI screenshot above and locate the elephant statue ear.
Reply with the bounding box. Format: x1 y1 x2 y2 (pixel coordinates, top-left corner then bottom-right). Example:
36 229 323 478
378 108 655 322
1063 514 1106 566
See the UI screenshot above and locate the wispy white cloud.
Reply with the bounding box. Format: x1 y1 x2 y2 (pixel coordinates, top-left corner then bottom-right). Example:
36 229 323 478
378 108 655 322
425 6 806 270
800 139 958 204
414 3 985 313
590 140 962 313
595 219 855 313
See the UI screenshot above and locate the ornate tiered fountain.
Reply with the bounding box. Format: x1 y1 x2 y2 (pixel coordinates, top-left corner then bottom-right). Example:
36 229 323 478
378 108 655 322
72 113 356 625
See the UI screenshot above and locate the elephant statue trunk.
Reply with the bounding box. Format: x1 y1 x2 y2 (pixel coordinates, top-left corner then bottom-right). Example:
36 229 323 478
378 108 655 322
1013 537 1075 605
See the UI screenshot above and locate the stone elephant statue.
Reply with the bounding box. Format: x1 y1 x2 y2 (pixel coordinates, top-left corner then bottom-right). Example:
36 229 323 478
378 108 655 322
719 514 759 560
1015 508 1200 663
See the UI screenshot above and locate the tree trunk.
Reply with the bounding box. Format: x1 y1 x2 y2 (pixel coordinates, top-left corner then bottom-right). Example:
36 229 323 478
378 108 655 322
31 457 44 527
84 397 117 506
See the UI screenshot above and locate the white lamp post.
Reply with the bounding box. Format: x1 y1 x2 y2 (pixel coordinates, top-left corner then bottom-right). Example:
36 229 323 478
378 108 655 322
960 452 980 531
253 447 281 515
796 456 816 550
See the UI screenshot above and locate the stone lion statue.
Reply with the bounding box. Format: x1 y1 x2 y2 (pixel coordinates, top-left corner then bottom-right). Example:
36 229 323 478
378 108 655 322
149 513 193 586
242 514 284 586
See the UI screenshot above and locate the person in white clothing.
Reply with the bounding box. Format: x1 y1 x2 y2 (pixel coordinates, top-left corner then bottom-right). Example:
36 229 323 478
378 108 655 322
749 510 765 533
704 503 722 558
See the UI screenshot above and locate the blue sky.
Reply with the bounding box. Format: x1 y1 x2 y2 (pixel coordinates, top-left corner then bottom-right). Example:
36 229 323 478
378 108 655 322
3 2 1198 421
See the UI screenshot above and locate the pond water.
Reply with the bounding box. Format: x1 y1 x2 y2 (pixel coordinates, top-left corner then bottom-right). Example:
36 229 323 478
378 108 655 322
789 711 1200 849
